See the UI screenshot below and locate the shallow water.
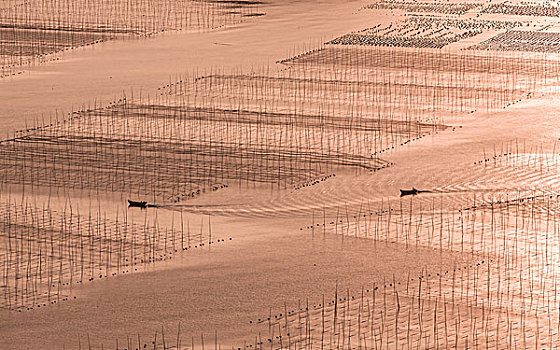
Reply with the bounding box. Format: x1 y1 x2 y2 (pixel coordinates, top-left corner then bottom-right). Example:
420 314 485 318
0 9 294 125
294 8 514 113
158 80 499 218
0 217 472 349
3 0 560 349
0 0 372 133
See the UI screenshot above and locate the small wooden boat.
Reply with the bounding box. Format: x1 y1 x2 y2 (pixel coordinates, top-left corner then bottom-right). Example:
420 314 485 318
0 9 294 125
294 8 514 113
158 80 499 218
400 188 419 197
128 200 148 209
400 188 432 197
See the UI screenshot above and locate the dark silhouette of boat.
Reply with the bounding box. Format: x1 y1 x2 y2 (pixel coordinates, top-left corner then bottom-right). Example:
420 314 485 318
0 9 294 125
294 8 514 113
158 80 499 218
400 188 432 197
128 200 148 209
400 188 419 197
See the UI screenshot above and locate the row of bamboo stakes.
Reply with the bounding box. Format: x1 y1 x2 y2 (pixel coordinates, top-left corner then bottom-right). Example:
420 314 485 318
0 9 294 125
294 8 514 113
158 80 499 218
69 188 560 349
0 0 263 76
3 43 557 203
1 193 219 311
